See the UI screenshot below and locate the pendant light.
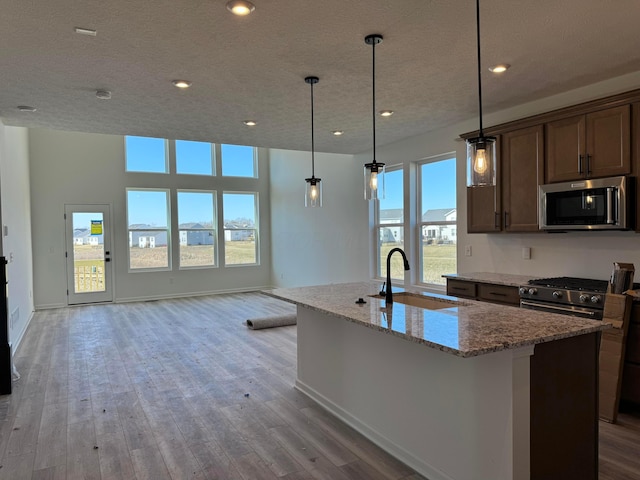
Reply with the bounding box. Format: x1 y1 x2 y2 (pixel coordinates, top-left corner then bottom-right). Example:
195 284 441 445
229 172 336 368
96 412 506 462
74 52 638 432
466 0 496 187
304 76 322 207
364 34 385 201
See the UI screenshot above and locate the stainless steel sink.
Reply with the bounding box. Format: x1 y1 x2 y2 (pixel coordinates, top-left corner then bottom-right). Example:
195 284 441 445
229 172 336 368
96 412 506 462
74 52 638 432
370 292 459 310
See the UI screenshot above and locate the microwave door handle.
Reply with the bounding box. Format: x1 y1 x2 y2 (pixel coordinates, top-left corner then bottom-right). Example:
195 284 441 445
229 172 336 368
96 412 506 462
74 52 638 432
606 187 615 224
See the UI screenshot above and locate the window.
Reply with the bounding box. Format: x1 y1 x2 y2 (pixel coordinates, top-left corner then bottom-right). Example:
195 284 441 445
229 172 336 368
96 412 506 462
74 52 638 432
176 140 214 176
125 136 168 173
178 191 216 268
127 189 171 270
223 192 258 265
419 156 457 285
375 166 404 280
221 144 257 177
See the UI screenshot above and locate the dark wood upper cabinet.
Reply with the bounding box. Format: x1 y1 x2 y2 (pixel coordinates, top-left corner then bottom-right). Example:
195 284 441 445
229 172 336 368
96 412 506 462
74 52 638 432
502 125 544 232
546 105 630 183
467 185 500 233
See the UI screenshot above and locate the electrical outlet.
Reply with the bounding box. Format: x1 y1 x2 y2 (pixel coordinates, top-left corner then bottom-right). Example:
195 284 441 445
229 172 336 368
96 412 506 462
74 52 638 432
522 247 531 260
465 246 472 257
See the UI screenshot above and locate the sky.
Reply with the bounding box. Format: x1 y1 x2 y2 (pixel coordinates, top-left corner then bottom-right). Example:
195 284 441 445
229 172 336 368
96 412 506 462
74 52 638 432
379 157 456 213
118 137 455 227
124 137 257 225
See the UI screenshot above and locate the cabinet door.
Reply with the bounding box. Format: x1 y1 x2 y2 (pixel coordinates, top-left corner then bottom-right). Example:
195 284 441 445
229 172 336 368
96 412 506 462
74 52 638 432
545 115 585 183
585 105 631 178
502 125 544 232
467 186 500 232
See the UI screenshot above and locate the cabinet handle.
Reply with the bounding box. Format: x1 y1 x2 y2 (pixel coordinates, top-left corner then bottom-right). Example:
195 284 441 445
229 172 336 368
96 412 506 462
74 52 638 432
488 292 507 296
578 154 584 174
586 154 592 175
451 287 468 291
504 211 509 228
494 211 499 229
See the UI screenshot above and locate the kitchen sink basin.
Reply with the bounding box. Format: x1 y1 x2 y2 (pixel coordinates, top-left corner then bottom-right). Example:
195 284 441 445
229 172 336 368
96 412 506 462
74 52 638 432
370 292 459 310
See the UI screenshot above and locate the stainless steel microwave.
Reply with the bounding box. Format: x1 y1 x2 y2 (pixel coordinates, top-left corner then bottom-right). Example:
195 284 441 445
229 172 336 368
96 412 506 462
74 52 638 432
539 176 633 230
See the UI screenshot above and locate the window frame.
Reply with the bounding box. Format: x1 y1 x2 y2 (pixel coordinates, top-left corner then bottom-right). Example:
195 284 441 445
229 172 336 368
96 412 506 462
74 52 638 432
374 164 404 281
222 191 260 267
175 140 216 177
220 144 258 178
416 154 457 287
126 188 172 272
177 189 217 270
125 136 170 174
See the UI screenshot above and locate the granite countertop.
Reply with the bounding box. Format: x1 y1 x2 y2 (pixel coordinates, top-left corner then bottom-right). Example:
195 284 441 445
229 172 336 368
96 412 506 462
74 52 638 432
263 282 610 358
442 272 539 287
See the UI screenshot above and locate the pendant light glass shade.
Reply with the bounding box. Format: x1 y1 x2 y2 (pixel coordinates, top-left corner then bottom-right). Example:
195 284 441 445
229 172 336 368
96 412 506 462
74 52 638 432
304 76 322 207
364 162 385 200
466 136 496 186
466 0 497 187
305 177 322 207
364 34 385 200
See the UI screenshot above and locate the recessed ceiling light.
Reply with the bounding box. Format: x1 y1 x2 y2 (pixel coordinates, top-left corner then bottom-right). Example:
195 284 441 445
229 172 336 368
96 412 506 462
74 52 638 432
17 105 36 112
96 90 112 100
488 64 510 73
226 0 255 16
332 130 344 136
379 110 394 117
172 80 192 89
243 120 257 126
74 27 97 36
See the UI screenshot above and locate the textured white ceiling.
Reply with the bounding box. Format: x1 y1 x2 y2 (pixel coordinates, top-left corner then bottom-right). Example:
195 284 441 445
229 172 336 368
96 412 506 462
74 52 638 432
1 0 639 154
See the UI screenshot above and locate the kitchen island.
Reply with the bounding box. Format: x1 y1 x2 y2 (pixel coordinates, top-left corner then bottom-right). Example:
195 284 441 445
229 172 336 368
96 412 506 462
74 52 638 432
264 282 611 480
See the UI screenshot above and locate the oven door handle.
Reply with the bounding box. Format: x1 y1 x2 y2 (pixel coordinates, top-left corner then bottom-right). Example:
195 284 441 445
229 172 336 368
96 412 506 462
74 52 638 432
520 300 597 317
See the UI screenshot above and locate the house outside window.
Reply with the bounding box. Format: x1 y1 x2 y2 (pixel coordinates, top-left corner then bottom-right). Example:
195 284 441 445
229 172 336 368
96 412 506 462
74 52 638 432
375 166 404 280
418 156 457 285
126 188 171 270
177 190 216 268
223 192 259 265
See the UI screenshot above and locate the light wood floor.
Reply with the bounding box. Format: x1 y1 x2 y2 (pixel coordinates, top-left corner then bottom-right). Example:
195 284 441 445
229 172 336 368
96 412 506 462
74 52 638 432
0 292 638 479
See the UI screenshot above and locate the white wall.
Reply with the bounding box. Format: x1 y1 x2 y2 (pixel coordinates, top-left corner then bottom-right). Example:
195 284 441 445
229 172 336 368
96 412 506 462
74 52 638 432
0 123 34 349
269 149 369 287
356 70 640 285
29 129 272 308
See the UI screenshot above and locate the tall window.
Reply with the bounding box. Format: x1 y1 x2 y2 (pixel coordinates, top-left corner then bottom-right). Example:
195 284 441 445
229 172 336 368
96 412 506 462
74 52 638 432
127 189 171 270
375 166 404 280
223 192 258 265
176 140 214 176
419 156 457 285
221 144 257 177
125 136 168 173
178 191 216 268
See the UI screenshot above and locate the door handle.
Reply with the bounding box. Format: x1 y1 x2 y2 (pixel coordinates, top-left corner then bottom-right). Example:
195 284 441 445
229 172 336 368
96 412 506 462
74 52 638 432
578 154 584 174
105 258 111 262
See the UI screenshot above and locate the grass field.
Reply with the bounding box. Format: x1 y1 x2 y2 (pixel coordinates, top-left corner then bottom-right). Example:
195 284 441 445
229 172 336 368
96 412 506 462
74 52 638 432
74 241 456 292
380 242 456 286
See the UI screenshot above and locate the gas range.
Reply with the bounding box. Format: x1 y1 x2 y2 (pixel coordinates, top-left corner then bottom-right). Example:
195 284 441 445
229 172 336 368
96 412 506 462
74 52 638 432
519 276 609 320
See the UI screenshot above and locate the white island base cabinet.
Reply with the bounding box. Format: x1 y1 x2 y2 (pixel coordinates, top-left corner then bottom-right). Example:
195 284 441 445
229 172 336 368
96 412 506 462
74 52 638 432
295 305 599 480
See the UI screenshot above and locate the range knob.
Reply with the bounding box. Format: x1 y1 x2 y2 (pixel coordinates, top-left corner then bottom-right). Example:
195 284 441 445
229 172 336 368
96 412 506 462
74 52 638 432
528 288 537 295
552 291 563 299
591 295 601 304
519 287 527 295
579 294 590 303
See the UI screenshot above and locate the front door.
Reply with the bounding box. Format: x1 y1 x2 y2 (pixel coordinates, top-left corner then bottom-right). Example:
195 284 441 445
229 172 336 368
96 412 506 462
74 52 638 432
65 204 113 305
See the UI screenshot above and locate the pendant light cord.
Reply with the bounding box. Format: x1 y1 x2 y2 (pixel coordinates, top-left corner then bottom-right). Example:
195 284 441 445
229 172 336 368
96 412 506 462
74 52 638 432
310 80 315 178
476 0 484 137
372 38 377 164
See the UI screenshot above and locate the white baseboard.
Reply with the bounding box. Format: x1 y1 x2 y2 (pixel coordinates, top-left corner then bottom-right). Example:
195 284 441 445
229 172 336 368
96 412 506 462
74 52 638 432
294 379 455 480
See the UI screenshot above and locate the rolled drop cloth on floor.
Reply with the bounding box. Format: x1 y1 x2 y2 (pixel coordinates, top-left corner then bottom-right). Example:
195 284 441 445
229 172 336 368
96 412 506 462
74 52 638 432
245 314 297 330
